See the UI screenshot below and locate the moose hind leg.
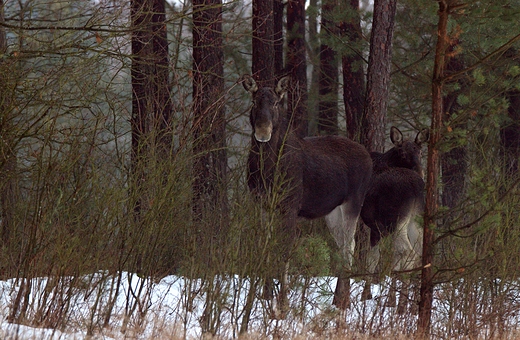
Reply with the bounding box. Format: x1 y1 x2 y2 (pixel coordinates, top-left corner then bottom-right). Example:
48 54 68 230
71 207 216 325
325 202 359 309
362 242 381 301
391 214 417 311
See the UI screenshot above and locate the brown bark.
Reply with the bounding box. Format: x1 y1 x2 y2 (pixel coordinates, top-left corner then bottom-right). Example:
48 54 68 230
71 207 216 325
273 0 284 76
418 0 449 335
0 0 18 249
286 0 308 138
307 0 320 135
192 0 228 233
340 0 365 141
152 0 172 140
361 0 397 152
318 0 339 135
130 0 173 275
130 0 172 180
131 0 160 147
252 0 275 87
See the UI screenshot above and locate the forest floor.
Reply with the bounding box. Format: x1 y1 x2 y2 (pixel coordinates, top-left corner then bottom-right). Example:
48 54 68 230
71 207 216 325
1 272 519 339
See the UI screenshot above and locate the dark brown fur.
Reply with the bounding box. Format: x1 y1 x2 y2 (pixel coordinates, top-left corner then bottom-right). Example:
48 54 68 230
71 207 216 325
243 75 373 310
360 126 428 311
361 126 428 247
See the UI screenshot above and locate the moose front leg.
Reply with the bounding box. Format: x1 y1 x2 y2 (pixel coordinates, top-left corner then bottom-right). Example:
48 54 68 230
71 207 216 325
325 203 358 309
264 207 300 319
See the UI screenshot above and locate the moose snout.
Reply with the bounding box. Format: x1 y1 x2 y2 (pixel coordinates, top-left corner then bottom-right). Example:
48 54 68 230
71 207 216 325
254 122 273 142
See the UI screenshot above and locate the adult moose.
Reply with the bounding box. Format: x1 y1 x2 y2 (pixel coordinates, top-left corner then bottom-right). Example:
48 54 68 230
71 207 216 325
241 75 372 310
360 126 429 313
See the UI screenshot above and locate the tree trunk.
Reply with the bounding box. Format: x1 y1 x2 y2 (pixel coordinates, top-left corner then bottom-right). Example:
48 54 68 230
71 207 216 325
286 0 308 137
0 0 18 254
152 0 173 145
252 0 275 87
130 0 172 272
418 0 449 335
340 0 365 142
318 0 339 135
307 0 320 135
273 0 284 76
361 0 397 152
192 0 228 238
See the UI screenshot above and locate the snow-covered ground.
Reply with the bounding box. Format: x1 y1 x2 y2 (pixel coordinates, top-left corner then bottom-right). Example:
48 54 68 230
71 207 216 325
1 272 519 339
0 273 386 339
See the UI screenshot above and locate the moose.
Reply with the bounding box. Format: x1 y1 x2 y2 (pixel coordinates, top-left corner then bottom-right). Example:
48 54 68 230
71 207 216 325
241 74 373 310
360 126 429 313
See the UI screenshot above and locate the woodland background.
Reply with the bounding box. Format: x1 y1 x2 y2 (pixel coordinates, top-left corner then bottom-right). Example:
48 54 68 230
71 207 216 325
0 0 519 338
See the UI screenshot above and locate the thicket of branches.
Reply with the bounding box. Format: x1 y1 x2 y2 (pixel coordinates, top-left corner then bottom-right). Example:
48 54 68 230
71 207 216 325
0 0 519 338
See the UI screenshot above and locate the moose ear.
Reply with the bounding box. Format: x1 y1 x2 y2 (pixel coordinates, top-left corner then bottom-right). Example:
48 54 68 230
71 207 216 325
390 126 403 147
241 74 258 93
416 128 430 145
275 76 290 99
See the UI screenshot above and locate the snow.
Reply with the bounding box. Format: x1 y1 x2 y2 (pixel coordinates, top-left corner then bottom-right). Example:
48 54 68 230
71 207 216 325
0 273 377 339
1 272 519 339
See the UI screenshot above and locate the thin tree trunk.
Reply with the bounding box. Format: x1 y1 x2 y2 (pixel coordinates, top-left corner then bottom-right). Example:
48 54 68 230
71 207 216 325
252 0 275 87
418 0 449 335
318 0 339 135
361 0 397 152
340 0 365 141
287 0 308 137
273 0 284 76
307 0 320 135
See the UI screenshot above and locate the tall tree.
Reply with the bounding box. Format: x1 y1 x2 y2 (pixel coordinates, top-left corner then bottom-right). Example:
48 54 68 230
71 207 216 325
130 0 172 266
131 0 172 160
286 0 308 137
340 0 365 141
252 0 275 87
0 0 18 250
361 0 397 152
418 0 449 334
339 0 369 279
192 0 228 242
273 0 284 76
307 0 320 135
318 0 339 135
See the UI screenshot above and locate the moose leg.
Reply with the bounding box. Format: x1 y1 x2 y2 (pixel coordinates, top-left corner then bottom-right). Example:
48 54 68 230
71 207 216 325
262 263 289 319
273 209 300 318
386 277 398 307
398 213 423 314
262 279 274 300
275 261 290 319
325 202 358 309
397 280 410 315
390 215 416 310
362 242 380 301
